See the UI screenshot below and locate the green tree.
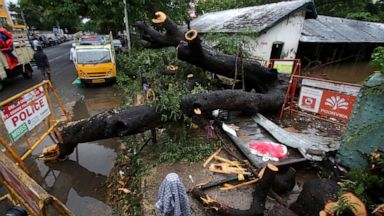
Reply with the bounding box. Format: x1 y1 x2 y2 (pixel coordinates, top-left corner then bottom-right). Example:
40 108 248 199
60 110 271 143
18 0 190 34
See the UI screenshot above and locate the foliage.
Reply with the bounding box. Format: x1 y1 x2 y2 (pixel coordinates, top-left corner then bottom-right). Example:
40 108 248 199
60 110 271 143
328 196 357 216
18 0 190 33
157 123 220 163
339 170 384 210
370 46 384 72
204 31 256 57
196 0 280 14
315 0 384 22
116 48 213 121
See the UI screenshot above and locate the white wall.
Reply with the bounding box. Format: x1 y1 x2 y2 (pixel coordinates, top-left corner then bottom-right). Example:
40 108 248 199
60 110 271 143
247 10 306 63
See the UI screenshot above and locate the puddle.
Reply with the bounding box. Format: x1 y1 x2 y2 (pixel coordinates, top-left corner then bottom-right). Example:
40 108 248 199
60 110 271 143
23 86 122 215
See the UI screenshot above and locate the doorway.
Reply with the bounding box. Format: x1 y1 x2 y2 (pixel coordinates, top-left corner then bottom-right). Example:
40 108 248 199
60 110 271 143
270 42 284 59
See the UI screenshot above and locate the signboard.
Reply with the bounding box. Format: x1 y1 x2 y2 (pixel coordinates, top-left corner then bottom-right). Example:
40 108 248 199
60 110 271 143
0 160 40 214
298 86 356 122
273 60 294 74
302 79 360 96
298 86 323 113
318 90 356 122
0 86 51 142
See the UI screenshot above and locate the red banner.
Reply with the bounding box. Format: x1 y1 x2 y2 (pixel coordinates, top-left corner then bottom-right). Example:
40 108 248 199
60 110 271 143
318 90 356 122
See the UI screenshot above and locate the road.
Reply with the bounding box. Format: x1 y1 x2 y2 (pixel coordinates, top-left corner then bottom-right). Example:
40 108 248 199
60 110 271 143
0 42 79 103
0 42 121 215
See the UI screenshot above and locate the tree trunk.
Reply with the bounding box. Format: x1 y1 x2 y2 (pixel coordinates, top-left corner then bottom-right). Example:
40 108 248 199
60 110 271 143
54 89 285 158
290 179 339 216
134 12 282 93
133 12 185 48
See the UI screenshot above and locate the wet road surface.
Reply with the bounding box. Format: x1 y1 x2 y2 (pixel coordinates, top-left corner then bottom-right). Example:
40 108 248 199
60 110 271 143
1 42 122 215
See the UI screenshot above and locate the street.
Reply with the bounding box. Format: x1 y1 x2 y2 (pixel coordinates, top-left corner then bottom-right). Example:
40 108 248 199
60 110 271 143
0 42 122 215
1 42 77 103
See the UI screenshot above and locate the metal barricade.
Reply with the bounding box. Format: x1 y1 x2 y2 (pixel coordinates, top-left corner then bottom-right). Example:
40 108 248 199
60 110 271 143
0 150 73 215
278 63 361 126
0 81 70 171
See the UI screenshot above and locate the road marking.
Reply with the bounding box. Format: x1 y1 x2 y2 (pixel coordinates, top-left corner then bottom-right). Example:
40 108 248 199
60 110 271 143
49 53 68 62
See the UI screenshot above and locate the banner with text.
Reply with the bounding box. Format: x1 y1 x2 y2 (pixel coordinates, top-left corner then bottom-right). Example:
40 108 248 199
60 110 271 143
0 86 51 142
298 79 358 122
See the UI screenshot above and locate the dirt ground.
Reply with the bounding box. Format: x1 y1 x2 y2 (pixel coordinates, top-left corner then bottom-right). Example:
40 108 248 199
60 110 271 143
137 111 341 215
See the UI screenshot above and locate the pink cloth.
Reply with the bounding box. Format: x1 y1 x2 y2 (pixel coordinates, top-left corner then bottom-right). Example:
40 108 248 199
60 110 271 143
249 141 288 161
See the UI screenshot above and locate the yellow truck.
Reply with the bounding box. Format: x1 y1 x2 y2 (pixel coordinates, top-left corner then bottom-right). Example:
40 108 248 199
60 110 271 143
0 30 34 91
74 33 117 85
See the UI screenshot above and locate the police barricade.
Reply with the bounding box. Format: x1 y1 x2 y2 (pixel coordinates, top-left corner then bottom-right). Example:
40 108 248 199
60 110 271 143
0 150 73 215
0 81 70 171
279 67 361 126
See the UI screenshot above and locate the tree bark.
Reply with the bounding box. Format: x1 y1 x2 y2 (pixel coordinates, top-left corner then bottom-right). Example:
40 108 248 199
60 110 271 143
290 179 339 216
54 89 285 158
178 29 279 93
135 12 282 93
133 12 185 48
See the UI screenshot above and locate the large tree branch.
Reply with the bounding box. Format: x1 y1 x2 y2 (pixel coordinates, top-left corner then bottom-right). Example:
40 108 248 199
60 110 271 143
52 89 285 158
133 12 185 48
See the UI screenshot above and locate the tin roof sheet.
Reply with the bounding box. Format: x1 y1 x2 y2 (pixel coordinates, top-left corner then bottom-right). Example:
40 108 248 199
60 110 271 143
301 15 384 43
190 0 316 33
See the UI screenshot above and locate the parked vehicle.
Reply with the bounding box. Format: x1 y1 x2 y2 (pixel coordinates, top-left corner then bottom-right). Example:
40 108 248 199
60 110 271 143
113 39 122 52
74 33 117 85
0 31 34 91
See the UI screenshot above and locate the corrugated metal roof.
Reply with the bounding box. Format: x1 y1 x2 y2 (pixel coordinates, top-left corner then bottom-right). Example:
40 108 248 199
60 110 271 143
190 0 316 33
301 15 384 43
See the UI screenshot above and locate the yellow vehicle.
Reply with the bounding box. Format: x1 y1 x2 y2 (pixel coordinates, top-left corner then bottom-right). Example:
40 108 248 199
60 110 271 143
74 33 116 85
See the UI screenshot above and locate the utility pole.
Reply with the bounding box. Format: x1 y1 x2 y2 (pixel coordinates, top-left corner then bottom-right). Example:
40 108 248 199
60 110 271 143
123 0 131 52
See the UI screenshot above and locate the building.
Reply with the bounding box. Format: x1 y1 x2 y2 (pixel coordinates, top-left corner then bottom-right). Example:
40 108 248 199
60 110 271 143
0 0 26 30
297 15 384 66
190 0 317 64
190 0 384 69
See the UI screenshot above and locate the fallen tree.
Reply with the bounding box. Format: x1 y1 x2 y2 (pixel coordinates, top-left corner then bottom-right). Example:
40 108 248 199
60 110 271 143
47 12 287 159
53 89 285 158
134 11 281 93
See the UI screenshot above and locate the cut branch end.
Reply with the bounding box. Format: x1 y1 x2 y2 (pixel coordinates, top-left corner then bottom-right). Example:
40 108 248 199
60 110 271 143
152 11 167 24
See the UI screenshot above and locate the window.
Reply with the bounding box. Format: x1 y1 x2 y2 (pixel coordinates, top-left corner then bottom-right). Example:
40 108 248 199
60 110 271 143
76 48 111 64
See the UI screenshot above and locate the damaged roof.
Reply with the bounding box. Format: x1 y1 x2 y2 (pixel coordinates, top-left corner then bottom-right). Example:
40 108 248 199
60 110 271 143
190 0 317 33
301 15 384 43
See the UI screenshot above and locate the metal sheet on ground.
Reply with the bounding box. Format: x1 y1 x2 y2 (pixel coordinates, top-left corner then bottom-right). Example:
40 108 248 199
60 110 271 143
222 113 305 168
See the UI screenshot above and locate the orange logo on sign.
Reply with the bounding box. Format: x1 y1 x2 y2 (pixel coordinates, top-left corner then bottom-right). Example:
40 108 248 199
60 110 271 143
319 91 356 122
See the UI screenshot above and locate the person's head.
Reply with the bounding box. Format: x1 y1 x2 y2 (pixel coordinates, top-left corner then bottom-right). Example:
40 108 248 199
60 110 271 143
36 46 42 51
72 43 75 47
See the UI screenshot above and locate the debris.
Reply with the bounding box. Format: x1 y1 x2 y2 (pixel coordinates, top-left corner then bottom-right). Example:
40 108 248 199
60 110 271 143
249 141 288 161
203 147 222 168
118 188 131 194
222 123 238 137
254 113 340 161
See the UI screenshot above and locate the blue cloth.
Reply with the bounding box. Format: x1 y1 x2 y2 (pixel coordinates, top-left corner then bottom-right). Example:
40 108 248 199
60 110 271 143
156 173 191 216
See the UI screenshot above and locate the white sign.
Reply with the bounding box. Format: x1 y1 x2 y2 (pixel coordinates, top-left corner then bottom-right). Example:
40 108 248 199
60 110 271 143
302 79 360 96
0 87 51 142
298 86 323 113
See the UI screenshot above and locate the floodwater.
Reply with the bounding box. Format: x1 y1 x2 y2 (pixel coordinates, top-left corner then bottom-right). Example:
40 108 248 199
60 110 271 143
24 86 122 215
304 61 376 84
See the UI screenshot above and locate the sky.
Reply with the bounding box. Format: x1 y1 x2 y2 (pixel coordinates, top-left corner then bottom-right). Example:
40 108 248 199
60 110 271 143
6 0 18 6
